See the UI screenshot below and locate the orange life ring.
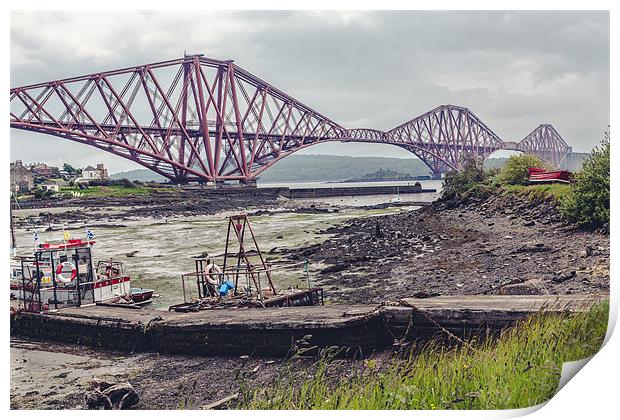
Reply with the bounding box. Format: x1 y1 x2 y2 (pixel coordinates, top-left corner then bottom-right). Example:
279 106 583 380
56 261 77 283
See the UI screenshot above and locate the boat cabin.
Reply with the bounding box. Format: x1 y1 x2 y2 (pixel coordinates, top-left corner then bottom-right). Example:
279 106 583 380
15 239 131 312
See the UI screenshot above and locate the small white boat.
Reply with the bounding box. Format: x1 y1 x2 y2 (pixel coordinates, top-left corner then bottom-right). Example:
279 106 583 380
11 238 135 311
390 185 401 203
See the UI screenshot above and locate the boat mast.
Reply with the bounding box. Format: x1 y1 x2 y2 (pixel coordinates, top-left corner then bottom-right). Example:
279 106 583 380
10 192 17 256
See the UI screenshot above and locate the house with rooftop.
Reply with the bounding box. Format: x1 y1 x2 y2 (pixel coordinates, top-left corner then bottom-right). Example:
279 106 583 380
82 163 109 181
10 160 34 193
29 163 60 179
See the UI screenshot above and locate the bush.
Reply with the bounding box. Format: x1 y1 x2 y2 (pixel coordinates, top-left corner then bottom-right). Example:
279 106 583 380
496 154 547 186
87 179 110 187
33 189 55 199
113 178 136 188
442 157 498 203
561 131 610 229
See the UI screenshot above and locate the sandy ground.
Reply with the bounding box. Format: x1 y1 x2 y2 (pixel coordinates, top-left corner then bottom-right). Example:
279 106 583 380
11 337 382 410
10 337 255 409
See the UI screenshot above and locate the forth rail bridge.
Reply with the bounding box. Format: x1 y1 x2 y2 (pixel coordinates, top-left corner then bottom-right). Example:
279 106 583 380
10 54 575 185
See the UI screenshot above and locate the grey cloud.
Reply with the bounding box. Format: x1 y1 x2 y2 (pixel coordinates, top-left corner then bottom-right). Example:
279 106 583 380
10 10 609 172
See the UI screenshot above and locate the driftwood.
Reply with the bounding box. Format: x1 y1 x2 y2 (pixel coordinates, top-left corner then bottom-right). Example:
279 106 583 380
86 378 139 410
201 393 239 410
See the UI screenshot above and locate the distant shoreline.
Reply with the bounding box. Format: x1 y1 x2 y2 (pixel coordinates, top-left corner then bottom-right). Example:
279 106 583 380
331 177 431 184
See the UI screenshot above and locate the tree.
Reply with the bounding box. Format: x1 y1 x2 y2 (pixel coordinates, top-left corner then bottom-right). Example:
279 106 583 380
442 156 488 201
496 154 547 186
561 131 610 229
63 163 77 175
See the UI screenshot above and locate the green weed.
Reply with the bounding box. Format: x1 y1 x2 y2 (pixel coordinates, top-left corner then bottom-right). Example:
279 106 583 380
240 301 608 410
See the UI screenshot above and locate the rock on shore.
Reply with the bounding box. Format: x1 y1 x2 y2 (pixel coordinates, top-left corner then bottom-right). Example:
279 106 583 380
289 192 609 303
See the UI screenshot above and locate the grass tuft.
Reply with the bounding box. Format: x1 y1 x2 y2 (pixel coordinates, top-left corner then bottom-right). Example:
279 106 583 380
501 184 573 202
59 185 155 197
239 301 608 410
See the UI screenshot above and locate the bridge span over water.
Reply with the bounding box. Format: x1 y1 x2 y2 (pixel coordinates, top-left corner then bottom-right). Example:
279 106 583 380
10 55 574 184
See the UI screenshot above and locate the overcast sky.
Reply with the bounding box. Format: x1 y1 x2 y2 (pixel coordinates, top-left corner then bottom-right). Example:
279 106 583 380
10 11 609 173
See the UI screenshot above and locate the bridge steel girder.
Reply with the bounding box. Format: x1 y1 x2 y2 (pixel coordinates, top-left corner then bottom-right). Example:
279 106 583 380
385 105 504 172
10 56 571 182
10 56 346 183
515 124 572 168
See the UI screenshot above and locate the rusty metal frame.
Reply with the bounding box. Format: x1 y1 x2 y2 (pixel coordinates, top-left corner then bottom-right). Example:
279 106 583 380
222 214 276 295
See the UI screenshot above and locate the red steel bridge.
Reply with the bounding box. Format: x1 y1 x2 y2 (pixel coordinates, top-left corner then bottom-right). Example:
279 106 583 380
10 55 573 184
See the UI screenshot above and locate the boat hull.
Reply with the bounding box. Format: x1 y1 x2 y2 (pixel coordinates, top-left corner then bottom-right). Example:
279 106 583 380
130 288 154 303
10 275 131 310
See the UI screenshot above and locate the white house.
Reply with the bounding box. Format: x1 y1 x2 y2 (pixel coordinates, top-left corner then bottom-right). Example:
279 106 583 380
41 182 59 192
82 165 102 180
82 164 109 181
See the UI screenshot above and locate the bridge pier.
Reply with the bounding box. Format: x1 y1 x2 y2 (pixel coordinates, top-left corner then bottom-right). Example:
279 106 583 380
191 179 257 189
238 179 257 188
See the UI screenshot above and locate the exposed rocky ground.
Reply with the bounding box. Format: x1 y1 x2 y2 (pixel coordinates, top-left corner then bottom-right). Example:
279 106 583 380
13 189 281 225
286 193 609 303
10 338 280 410
10 190 609 410
13 190 420 230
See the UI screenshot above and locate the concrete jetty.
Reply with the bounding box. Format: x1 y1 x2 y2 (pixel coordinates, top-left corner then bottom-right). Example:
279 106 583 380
287 184 436 199
181 184 437 198
10 294 606 357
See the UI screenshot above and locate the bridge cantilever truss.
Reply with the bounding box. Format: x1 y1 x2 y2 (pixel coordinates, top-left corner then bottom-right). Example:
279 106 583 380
10 55 573 183
514 124 572 168
386 105 505 173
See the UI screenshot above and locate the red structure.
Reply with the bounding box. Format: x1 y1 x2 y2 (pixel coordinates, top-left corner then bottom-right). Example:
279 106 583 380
10 55 573 183
528 167 573 184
